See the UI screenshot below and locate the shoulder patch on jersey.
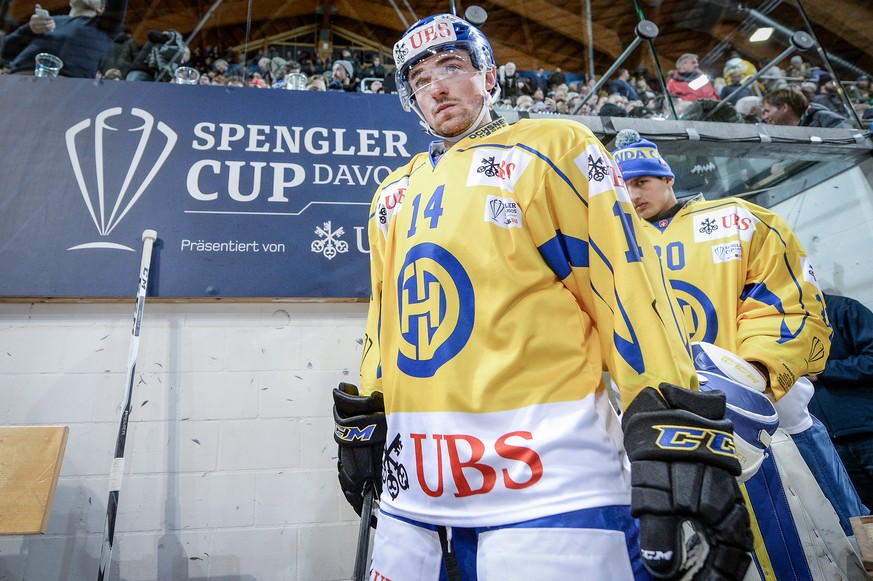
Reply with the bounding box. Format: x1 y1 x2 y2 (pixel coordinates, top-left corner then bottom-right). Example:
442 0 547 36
574 144 630 202
693 205 758 243
376 178 409 237
711 241 742 263
484 195 522 229
466 147 532 192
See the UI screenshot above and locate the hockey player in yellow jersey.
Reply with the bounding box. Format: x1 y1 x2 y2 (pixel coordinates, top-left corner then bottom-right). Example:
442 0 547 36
614 128 868 580
332 15 754 581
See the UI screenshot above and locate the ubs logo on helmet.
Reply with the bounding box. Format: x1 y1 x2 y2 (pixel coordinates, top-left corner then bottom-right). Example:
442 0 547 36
396 243 474 377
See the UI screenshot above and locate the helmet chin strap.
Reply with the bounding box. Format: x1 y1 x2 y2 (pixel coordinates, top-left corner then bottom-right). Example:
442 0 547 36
413 71 498 143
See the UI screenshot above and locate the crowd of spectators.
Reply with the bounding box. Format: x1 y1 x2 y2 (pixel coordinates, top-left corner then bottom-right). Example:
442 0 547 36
2 13 871 127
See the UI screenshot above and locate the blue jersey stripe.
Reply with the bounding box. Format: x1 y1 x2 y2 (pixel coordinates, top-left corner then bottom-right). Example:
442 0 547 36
538 230 590 279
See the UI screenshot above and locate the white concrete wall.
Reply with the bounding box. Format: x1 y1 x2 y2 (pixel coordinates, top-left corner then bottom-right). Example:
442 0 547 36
0 301 368 581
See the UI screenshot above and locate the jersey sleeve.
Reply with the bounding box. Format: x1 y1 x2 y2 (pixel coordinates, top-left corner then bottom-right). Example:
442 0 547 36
522 125 698 405
359 163 417 397
736 204 831 399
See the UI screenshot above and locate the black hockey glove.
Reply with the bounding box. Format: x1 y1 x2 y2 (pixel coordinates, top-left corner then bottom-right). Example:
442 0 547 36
622 383 753 581
333 382 386 518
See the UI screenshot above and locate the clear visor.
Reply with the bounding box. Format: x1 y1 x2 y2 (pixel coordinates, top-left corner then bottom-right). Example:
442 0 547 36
406 50 479 101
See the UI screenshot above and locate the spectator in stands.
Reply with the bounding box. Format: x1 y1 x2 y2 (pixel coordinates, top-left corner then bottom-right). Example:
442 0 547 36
800 81 818 103
247 72 267 88
101 67 122 80
813 76 845 114
213 57 244 78
226 76 244 87
809 292 873 511
735 95 764 123
608 68 640 101
328 59 356 91
306 74 326 91
100 25 137 77
759 58 787 93
255 56 273 85
2 0 127 78
667 53 719 103
340 48 361 78
762 88 851 128
499 61 528 106
855 75 871 101
682 97 743 123
530 66 548 93
598 102 627 117
515 94 534 111
125 29 185 82
785 54 810 80
547 66 566 91
362 55 386 79
269 56 287 87
720 68 752 105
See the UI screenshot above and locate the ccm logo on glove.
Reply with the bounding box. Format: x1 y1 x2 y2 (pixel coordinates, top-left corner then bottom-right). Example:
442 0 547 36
335 423 382 443
653 425 736 457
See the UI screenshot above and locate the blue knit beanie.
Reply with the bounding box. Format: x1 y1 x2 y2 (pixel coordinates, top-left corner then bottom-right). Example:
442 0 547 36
612 129 674 180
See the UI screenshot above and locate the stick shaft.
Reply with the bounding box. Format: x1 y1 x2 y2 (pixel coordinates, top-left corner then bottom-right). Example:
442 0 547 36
97 230 157 581
352 483 376 581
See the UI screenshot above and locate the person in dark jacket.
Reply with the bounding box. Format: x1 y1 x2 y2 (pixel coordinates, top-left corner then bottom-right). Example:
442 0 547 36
100 26 138 76
762 88 851 128
809 292 873 510
1 0 127 78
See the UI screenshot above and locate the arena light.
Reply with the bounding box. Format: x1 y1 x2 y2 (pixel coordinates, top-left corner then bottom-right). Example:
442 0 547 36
750 27 774 42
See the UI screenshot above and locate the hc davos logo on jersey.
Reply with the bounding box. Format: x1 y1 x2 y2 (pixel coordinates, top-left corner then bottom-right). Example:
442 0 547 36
466 148 531 192
66 107 177 251
397 243 474 378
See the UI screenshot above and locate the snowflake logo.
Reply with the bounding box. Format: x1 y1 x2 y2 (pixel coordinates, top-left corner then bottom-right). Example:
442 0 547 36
477 156 501 177
311 221 349 260
699 218 718 235
587 155 609 181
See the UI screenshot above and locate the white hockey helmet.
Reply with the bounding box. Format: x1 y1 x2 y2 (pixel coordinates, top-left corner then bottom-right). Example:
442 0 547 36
393 14 500 137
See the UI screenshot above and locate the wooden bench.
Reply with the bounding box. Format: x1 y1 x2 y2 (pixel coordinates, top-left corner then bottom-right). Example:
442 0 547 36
0 426 68 534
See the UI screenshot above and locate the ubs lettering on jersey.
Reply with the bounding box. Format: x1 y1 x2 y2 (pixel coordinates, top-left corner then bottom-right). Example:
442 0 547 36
484 195 522 229
376 178 409 237
466 148 532 192
574 145 630 202
409 430 544 498
692 206 758 243
711 241 742 264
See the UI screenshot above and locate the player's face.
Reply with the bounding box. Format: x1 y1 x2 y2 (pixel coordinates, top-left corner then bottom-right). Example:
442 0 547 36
408 50 495 138
626 176 676 220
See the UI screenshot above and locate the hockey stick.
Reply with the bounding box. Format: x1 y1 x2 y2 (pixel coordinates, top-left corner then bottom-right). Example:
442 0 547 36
351 482 376 581
97 229 158 581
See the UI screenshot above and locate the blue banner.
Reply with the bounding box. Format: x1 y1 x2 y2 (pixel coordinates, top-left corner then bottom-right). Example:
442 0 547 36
0 76 432 299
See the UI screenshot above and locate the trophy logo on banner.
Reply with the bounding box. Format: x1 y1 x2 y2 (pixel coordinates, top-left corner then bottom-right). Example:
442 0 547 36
65 107 177 251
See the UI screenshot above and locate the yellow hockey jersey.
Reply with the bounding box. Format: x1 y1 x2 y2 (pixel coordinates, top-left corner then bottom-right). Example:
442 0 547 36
641 194 831 400
360 117 697 526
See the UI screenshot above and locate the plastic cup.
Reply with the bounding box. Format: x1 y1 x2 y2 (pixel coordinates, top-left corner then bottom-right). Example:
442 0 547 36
284 72 307 90
174 66 200 85
34 53 63 78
